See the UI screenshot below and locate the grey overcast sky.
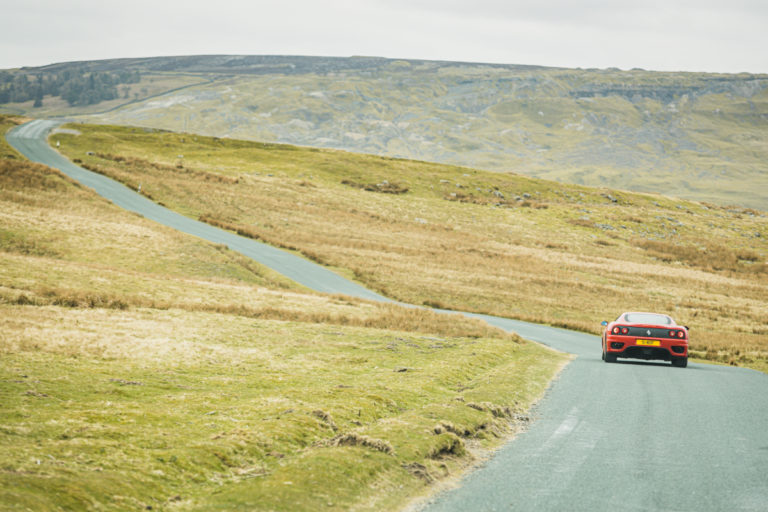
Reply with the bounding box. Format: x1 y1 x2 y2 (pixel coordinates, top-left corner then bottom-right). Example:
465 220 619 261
2 0 767 73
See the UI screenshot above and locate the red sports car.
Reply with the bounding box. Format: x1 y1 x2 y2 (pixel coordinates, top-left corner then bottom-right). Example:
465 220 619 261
602 312 689 367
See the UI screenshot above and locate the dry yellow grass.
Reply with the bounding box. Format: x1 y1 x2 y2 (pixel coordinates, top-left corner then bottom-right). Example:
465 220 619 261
0 157 513 342
54 124 768 369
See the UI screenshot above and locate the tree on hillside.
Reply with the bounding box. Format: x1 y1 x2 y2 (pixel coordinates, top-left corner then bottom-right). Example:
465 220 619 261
0 68 141 107
33 88 43 108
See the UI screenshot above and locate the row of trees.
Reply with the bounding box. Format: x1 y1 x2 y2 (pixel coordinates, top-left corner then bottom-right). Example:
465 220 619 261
0 69 141 107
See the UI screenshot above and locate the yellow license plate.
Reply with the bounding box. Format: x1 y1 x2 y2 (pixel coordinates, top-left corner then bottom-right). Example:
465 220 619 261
636 339 661 346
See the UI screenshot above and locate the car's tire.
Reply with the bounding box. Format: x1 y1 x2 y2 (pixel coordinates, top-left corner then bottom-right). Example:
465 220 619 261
601 349 605 361
672 357 688 368
605 353 617 363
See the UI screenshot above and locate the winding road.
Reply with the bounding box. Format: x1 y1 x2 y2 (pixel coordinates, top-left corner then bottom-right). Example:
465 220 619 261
8 120 768 511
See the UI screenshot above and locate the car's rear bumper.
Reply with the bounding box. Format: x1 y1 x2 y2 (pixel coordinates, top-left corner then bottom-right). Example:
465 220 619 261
605 335 688 360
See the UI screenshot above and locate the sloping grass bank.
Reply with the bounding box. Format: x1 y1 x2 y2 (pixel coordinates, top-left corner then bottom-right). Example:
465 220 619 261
52 123 768 370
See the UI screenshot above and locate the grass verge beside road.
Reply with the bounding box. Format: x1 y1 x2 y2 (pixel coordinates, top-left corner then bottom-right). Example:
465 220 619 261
2 306 564 511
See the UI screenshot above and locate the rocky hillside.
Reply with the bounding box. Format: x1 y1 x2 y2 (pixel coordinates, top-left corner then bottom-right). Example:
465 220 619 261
3 55 767 209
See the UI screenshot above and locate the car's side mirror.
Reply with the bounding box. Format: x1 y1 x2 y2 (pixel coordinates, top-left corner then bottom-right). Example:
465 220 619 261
684 326 690 331
601 321 608 326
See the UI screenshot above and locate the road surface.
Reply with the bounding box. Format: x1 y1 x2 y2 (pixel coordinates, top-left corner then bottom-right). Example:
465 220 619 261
7 119 768 511
7 120 389 302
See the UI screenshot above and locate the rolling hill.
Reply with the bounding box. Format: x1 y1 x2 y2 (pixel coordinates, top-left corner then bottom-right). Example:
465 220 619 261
2 55 767 209
48 121 768 372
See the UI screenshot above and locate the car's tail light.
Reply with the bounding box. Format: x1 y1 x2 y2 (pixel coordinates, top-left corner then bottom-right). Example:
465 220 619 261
669 330 676 337
621 327 628 334
677 330 685 338
612 326 620 334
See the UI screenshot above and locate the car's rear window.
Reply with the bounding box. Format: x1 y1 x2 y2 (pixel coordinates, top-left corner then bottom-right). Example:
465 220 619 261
623 313 672 325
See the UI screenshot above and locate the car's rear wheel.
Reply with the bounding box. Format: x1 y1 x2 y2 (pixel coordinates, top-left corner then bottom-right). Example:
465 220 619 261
605 353 617 363
671 356 688 368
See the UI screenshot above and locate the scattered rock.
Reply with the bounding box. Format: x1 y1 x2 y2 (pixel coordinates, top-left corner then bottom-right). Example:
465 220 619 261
342 179 408 194
513 413 531 423
110 379 142 386
328 433 393 454
312 409 338 431
466 401 513 418
403 462 434 482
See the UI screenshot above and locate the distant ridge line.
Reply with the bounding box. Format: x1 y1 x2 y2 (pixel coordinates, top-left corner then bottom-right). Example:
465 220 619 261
15 54 580 74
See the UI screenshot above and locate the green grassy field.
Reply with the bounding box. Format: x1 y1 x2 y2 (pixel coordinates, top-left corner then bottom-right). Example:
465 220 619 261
2 305 563 511
0 115 567 510
51 123 768 372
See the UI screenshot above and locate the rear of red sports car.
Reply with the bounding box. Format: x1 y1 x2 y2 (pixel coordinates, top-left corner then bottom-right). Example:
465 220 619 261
602 312 689 367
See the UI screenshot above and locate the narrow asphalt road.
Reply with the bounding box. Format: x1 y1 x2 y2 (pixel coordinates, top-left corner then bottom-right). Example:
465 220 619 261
7 120 389 302
7 120 768 511
431 313 768 512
